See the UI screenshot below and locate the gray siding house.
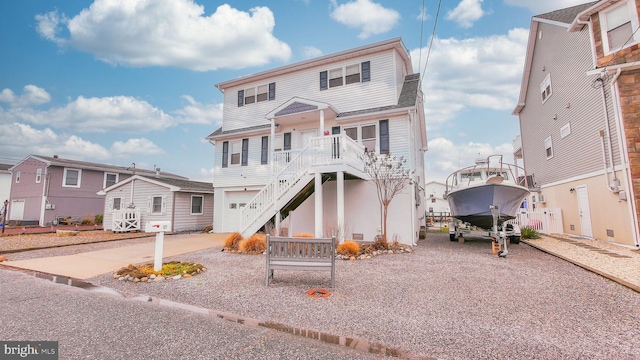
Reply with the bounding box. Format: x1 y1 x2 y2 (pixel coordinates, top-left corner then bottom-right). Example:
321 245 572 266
99 175 214 233
8 155 187 226
513 2 636 245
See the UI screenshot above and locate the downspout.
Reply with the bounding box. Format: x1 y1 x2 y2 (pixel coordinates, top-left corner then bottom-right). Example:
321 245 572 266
609 68 640 247
594 74 619 191
39 167 49 226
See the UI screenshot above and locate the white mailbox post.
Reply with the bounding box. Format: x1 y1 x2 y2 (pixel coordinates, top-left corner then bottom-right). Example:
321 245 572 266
146 221 172 271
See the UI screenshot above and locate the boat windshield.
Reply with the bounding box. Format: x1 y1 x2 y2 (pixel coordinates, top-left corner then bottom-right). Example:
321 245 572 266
487 171 509 180
460 171 482 182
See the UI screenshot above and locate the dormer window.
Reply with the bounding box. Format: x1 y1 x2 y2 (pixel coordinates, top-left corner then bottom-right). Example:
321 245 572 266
599 1 640 53
320 61 371 90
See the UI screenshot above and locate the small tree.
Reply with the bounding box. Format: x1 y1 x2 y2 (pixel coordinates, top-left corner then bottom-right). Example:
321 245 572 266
361 151 411 243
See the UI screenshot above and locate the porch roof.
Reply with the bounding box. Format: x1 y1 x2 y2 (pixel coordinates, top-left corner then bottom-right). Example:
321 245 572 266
98 174 213 195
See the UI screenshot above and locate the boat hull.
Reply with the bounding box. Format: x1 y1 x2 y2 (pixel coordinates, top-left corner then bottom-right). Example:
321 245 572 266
446 183 529 230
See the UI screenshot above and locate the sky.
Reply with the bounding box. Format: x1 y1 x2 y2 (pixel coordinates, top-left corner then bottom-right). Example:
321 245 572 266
0 0 595 183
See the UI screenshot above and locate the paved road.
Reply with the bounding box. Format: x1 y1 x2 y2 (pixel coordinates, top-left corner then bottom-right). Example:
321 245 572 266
0 269 392 360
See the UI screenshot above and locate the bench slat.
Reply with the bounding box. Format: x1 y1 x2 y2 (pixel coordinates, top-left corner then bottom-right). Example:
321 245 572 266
266 235 335 287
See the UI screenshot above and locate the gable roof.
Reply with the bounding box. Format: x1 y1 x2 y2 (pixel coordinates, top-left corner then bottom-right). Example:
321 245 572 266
513 3 597 115
535 2 598 26
215 37 411 90
99 174 213 194
10 155 188 180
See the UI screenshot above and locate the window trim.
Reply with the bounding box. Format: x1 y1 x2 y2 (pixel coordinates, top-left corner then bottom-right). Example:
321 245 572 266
36 168 42 183
62 168 82 188
544 136 554 159
151 195 164 214
230 140 242 166
104 172 119 188
190 195 204 215
344 123 379 153
560 123 571 139
112 197 122 211
599 0 640 54
540 73 552 104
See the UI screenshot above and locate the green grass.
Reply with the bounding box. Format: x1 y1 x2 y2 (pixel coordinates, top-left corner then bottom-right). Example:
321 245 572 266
520 226 540 239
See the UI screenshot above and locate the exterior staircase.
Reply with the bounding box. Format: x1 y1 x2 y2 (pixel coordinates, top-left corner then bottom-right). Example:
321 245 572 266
240 134 365 237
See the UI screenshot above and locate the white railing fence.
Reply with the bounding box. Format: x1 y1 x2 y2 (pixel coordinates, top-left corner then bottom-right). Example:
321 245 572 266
112 208 141 232
507 208 563 234
240 134 364 235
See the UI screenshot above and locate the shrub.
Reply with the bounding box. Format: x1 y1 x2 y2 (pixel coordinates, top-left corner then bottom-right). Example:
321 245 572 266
520 226 540 239
223 232 243 250
203 225 213 233
94 213 103 225
337 240 360 256
293 232 314 238
372 236 389 250
81 217 94 225
239 233 266 254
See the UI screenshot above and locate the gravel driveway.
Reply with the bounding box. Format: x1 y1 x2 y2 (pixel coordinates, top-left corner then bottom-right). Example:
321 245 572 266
81 232 640 359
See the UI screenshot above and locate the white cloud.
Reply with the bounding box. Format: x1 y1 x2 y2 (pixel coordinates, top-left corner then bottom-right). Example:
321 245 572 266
446 0 485 28
302 46 323 59
36 0 291 71
111 138 165 157
411 28 529 127
330 0 400 39
0 85 51 107
425 137 514 182
0 123 110 161
504 0 595 14
173 95 223 126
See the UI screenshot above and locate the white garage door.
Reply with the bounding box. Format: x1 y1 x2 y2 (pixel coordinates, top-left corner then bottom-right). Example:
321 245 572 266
224 191 258 232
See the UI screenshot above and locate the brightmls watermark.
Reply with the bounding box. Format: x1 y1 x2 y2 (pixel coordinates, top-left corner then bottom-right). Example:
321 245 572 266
1 342 57 359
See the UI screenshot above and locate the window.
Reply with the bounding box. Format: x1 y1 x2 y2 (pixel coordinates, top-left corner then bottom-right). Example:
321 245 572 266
345 64 360 84
345 127 358 141
15 170 20 183
545 137 553 159
273 135 283 152
104 173 118 188
560 123 571 139
540 74 552 103
345 123 378 153
257 85 268 102
63 168 81 187
112 197 122 210
229 203 237 209
230 141 241 165
600 1 640 53
244 87 255 105
329 68 343 88
36 168 42 183
152 196 163 214
320 61 370 90
191 195 204 215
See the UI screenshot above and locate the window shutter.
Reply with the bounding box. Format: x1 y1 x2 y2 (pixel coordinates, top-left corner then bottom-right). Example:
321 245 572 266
283 132 291 150
361 61 370 82
162 195 167 215
222 141 229 168
237 90 244 107
379 119 389 154
268 82 275 100
241 138 249 166
261 136 268 165
320 71 328 90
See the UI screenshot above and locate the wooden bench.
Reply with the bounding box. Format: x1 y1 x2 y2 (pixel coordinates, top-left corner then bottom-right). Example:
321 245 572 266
265 235 336 287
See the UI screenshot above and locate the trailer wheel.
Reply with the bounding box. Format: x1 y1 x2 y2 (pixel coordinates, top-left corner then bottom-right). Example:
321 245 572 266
510 236 520 245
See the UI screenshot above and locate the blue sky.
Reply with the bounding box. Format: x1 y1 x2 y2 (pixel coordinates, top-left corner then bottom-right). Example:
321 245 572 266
0 0 594 182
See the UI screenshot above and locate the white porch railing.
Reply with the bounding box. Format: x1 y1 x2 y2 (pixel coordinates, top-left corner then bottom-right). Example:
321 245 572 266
240 134 364 237
112 209 141 232
506 208 563 234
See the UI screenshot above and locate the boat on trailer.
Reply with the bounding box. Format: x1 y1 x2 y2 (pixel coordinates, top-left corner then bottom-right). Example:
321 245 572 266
444 155 530 257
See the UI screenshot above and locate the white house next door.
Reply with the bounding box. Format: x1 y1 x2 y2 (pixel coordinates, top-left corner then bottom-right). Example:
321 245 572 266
576 185 593 238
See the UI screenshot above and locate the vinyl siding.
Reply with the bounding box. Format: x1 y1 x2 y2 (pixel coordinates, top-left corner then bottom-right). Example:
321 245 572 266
9 158 47 222
221 50 402 132
519 23 620 185
172 192 214 232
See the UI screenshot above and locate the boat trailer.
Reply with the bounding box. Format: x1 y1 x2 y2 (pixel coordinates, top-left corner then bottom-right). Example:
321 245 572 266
448 205 521 258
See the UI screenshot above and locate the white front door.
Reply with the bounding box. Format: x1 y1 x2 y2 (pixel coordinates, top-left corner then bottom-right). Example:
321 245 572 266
576 185 593 237
300 129 317 148
10 199 24 221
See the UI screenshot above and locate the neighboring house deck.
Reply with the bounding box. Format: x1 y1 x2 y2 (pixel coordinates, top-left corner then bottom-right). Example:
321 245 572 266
8 155 187 226
207 37 428 245
99 175 214 233
514 1 640 247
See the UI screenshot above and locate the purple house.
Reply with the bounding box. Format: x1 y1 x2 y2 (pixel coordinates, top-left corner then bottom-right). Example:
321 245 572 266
8 155 187 226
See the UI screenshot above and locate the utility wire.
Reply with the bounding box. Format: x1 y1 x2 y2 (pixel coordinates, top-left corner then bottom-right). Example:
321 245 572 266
605 24 640 67
421 0 442 82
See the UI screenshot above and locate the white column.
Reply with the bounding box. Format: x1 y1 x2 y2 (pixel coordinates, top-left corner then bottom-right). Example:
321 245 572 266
337 171 345 243
270 118 276 177
319 109 325 136
315 172 323 237
275 211 281 236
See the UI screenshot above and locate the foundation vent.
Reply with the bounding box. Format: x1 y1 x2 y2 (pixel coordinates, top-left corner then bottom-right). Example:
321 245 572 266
352 233 364 240
606 229 614 237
